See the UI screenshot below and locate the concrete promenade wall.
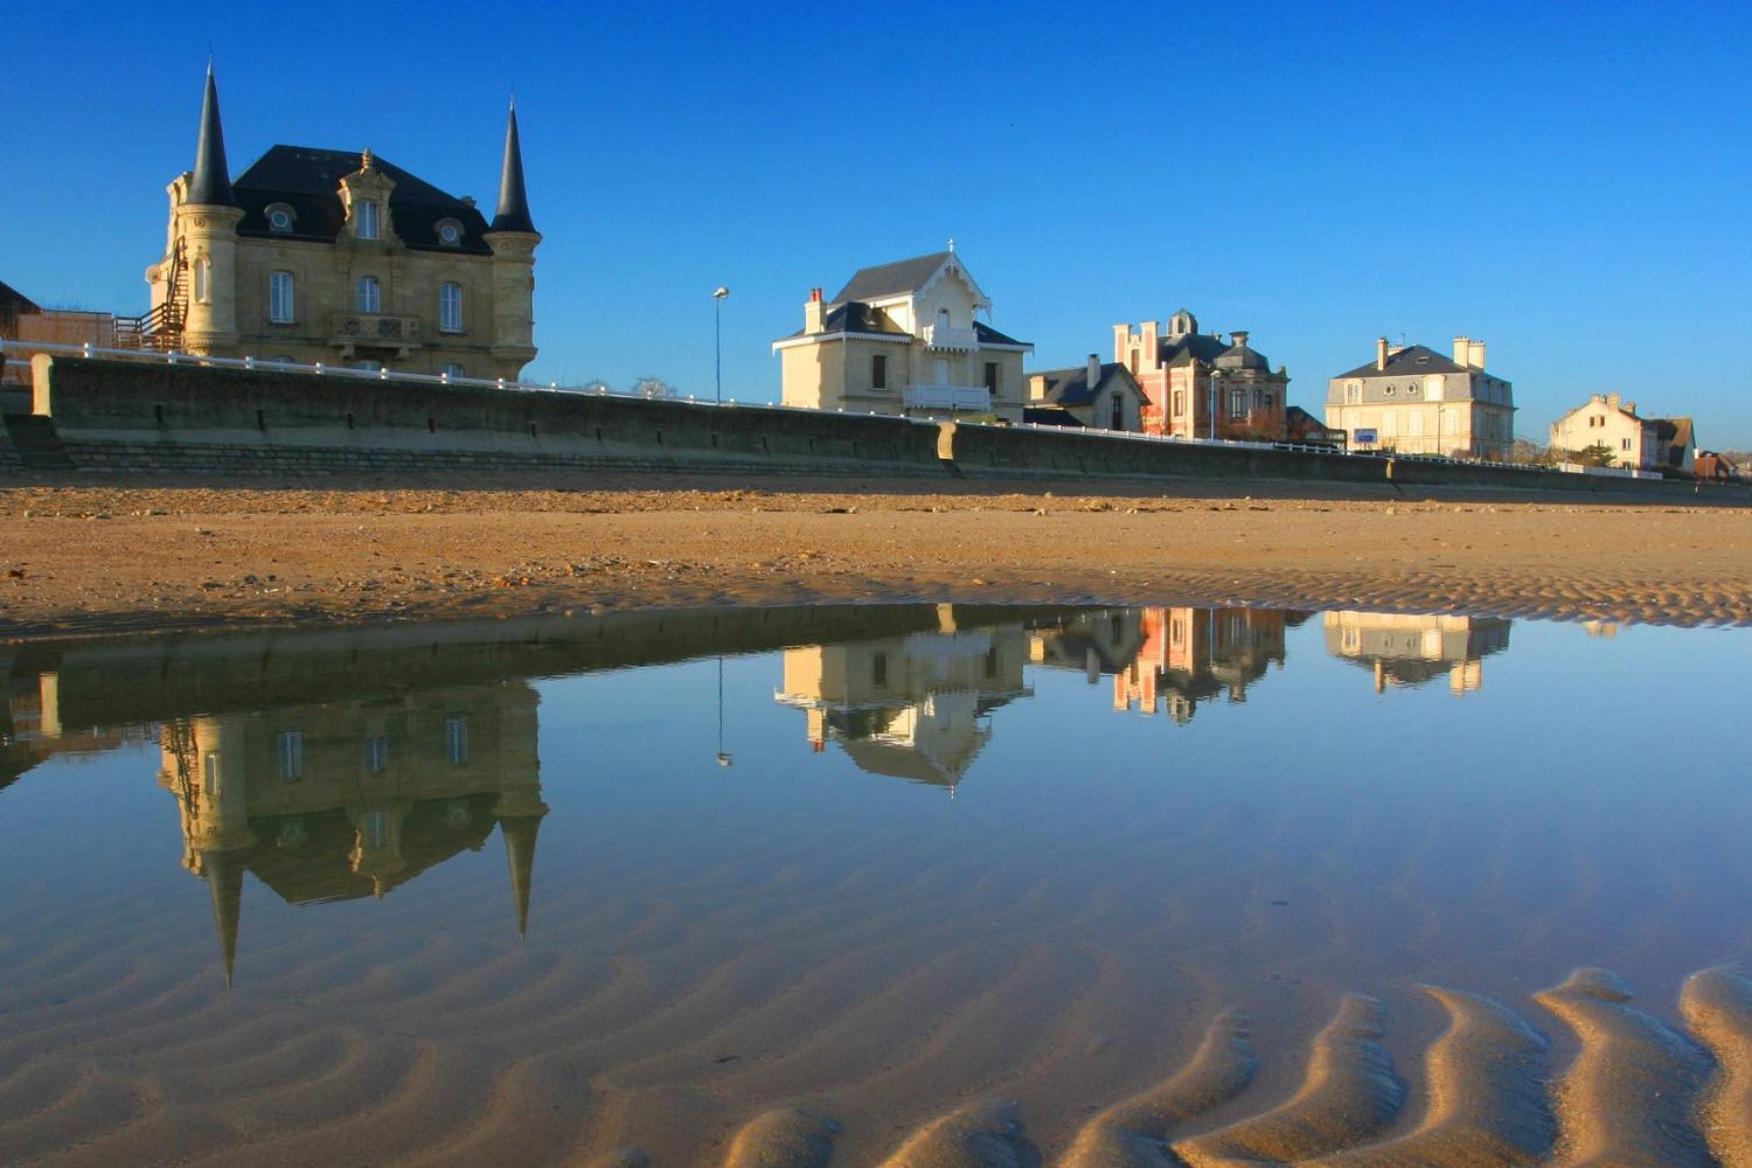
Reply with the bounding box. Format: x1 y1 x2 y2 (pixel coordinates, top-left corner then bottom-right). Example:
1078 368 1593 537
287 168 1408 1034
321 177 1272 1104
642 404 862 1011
29 356 945 478
18 355 1742 502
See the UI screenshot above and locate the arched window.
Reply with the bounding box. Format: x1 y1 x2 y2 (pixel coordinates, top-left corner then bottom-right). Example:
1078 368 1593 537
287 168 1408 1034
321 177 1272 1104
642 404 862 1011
192 256 211 304
439 282 463 333
268 271 295 323
937 306 951 330
357 275 380 314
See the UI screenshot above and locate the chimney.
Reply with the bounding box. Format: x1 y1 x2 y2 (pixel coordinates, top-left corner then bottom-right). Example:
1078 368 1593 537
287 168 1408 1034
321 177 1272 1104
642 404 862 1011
1606 392 1620 410
1112 323 1131 362
1469 339 1486 370
1230 330 1249 350
1453 336 1471 367
1087 353 1101 389
1376 336 1388 371
803 287 824 333
1623 400 1637 416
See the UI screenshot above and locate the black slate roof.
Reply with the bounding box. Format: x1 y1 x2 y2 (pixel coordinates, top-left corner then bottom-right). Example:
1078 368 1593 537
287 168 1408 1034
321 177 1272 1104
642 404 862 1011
829 251 952 305
233 146 494 254
0 280 41 334
775 300 910 341
1031 361 1142 407
1160 332 1230 368
974 321 1029 347
1335 344 1467 380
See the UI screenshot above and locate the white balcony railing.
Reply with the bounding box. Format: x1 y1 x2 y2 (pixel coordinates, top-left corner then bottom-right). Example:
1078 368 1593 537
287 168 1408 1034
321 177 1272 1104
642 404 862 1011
921 323 979 352
903 384 991 412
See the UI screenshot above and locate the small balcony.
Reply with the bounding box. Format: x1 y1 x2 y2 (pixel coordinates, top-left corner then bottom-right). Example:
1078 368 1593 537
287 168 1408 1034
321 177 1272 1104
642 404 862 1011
903 384 991 412
327 313 423 351
922 323 979 352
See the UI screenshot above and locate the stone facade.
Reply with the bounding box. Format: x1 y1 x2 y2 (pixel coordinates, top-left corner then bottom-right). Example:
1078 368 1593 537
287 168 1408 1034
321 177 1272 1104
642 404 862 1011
1324 336 1515 459
1550 393 1695 473
1025 355 1147 431
773 251 1032 423
146 68 539 382
1112 310 1290 439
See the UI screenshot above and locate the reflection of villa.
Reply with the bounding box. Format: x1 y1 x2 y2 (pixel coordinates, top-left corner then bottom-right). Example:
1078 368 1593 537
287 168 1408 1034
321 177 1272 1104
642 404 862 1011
157 680 545 983
1033 607 1300 724
775 605 1031 791
1322 612 1512 695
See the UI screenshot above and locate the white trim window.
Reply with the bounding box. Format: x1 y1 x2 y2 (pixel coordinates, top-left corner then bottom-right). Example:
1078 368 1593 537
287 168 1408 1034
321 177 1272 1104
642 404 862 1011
277 730 303 781
357 275 380 314
356 200 381 239
268 271 295 323
442 362 465 380
439 282 463 333
444 715 469 766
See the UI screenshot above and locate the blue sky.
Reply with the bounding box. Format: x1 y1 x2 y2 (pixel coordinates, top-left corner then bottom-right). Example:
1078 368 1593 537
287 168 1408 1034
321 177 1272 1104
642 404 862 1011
5 1 1749 446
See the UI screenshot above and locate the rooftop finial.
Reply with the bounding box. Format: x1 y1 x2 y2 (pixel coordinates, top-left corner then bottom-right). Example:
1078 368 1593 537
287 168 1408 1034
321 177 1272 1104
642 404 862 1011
360 147 375 171
188 62 237 208
947 236 955 253
490 100 536 234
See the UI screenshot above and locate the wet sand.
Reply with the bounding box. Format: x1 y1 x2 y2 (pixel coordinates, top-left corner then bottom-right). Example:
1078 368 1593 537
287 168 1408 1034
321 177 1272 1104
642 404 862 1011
3 476 1752 639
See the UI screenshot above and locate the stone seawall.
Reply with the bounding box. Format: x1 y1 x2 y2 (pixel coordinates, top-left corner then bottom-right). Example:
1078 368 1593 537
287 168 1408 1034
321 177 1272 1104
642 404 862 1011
16 355 1736 502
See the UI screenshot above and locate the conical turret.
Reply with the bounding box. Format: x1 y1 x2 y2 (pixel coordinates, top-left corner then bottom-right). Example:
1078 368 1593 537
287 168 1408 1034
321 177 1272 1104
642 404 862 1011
490 100 535 234
499 815 543 938
188 63 237 208
201 848 246 987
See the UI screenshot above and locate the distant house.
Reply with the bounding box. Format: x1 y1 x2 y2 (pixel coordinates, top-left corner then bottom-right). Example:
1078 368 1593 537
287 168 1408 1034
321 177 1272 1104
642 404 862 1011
772 249 1033 423
1025 356 1147 431
1550 393 1695 472
0 280 118 400
1326 336 1515 459
1112 310 1289 439
1696 451 1739 481
1285 405 1344 446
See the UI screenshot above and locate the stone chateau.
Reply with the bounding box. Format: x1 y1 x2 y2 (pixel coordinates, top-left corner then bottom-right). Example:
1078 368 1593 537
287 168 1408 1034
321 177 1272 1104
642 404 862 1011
145 67 539 381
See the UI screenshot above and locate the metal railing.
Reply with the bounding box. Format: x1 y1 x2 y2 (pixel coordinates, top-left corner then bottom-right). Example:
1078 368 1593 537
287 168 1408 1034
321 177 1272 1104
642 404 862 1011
2 338 1545 471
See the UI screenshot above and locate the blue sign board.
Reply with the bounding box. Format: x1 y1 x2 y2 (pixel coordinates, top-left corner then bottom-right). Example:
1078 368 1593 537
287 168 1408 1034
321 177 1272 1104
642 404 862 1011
1354 428 1378 444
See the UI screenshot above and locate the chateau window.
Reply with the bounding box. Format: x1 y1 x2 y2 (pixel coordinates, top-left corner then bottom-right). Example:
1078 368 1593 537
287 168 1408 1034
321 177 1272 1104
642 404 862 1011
1263 393 1274 409
872 652 888 688
277 730 303 781
1229 388 1245 415
1111 395 1125 430
1173 390 1185 416
444 715 469 766
1621 438 1632 451
357 200 381 239
362 810 390 850
442 362 465 380
266 204 295 233
365 735 388 775
1345 382 1362 404
353 360 382 372
192 256 211 304
435 218 463 247
203 752 220 796
871 353 887 389
439 282 463 333
984 362 999 393
357 275 380 314
269 271 295 323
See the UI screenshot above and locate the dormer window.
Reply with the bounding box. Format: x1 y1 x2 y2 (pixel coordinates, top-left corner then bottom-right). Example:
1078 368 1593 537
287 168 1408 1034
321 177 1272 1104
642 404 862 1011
357 200 381 240
435 218 463 247
265 203 296 234
357 275 380 314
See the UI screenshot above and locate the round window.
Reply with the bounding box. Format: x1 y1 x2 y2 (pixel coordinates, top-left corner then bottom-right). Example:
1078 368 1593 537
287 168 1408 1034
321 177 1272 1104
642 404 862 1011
268 208 292 231
439 222 460 245
1384 385 1396 395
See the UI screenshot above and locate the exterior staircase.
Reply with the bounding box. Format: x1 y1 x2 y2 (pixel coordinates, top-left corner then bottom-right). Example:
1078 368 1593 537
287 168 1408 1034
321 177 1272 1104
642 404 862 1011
115 239 188 352
2 415 74 471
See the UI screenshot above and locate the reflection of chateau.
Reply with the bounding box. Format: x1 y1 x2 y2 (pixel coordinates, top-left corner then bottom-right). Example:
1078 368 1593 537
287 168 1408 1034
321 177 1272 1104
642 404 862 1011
775 605 1031 791
157 681 545 983
1323 612 1512 695
1032 607 1300 724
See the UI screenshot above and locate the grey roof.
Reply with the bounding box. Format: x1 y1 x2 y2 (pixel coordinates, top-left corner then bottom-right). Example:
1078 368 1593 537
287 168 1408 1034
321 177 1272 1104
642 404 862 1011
490 103 535 234
1160 332 1230 368
188 66 237 208
1336 344 1467 380
1023 407 1084 427
1215 340 1272 371
1031 361 1144 407
233 146 494 254
775 300 909 341
829 252 951 305
974 320 1028 347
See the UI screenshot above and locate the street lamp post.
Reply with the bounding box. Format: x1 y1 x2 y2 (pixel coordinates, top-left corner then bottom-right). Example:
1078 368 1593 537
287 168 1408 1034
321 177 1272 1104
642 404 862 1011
713 286 730 404
1208 367 1220 441
715 654 733 768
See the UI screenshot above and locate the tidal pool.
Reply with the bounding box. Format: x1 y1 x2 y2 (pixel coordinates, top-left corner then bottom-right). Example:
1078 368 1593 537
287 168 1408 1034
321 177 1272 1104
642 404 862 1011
2 604 1747 1167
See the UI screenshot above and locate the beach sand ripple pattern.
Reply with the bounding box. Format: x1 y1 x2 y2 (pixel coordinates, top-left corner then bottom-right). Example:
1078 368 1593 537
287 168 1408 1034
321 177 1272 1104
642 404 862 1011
673 965 1742 1168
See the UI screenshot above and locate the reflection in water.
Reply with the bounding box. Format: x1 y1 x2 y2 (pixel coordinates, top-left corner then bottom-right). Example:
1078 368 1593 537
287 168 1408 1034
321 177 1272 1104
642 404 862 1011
157 683 546 984
1 603 1524 984
5 603 1751 1168
1322 611 1512 695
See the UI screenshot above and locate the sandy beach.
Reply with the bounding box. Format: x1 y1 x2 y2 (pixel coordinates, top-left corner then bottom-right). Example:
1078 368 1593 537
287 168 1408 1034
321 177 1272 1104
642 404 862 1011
3 475 1751 639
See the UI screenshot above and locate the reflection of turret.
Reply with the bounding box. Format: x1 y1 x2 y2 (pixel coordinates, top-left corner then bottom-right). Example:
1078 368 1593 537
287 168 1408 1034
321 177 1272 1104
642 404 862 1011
1323 612 1512 695
776 607 1032 791
1032 607 1297 724
156 681 543 981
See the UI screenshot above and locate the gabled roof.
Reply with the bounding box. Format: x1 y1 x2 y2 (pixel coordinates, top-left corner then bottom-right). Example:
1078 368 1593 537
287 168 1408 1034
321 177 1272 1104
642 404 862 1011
830 251 953 305
1031 361 1145 407
233 146 494 254
974 320 1028 347
1336 344 1467 380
